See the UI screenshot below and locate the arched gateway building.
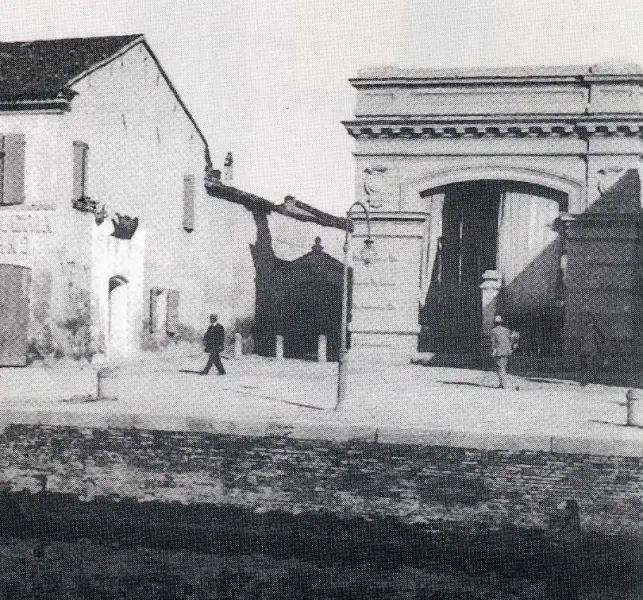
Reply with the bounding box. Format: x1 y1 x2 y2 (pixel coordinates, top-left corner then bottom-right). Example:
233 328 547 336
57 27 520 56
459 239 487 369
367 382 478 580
343 63 643 370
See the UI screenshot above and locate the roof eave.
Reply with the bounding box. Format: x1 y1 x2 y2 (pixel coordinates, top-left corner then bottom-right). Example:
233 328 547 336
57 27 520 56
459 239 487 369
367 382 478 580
0 98 71 112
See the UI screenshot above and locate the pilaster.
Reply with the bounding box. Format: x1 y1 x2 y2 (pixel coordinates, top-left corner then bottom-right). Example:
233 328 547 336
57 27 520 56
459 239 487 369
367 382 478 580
349 212 427 363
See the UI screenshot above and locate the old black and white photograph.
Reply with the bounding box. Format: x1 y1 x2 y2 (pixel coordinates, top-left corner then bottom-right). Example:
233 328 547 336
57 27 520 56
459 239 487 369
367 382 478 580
0 0 642 597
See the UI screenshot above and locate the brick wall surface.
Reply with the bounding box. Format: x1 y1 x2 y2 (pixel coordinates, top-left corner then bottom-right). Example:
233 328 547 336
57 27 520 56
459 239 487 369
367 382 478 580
1 425 642 537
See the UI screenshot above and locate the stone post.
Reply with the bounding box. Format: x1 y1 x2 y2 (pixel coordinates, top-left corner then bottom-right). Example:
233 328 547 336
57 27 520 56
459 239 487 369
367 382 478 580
275 335 284 360
97 366 118 400
480 270 503 357
318 335 327 363
626 389 643 427
234 332 243 359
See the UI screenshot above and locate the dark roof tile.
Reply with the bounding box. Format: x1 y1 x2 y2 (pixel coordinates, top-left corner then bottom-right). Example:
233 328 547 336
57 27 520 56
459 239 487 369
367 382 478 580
0 34 142 102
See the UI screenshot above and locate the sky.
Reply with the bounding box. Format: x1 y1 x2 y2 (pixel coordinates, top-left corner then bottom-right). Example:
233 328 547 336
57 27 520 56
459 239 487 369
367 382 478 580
1 0 642 215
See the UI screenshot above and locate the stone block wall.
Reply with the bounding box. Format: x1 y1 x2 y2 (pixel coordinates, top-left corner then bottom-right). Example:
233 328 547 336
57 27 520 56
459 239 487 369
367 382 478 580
1 425 642 537
564 214 643 371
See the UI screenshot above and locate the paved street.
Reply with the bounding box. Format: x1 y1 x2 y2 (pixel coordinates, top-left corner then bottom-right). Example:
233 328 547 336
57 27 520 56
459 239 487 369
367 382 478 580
1 347 642 450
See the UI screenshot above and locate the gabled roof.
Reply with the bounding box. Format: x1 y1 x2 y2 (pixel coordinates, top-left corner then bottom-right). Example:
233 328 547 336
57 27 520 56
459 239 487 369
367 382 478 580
272 243 343 287
0 34 142 104
0 34 211 164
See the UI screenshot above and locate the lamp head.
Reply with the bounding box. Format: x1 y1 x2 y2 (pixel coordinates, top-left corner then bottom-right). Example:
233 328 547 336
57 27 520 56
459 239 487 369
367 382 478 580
360 238 377 265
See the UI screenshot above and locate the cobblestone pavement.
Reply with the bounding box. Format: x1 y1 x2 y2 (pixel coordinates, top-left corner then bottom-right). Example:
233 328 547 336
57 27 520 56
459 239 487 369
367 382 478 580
0 349 642 445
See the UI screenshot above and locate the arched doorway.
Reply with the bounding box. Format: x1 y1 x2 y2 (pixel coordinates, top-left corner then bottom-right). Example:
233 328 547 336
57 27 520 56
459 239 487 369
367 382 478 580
420 180 567 355
108 276 129 357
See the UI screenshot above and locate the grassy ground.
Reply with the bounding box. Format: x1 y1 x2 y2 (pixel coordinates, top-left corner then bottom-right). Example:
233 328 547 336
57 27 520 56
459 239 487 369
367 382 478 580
0 539 543 600
0 491 641 599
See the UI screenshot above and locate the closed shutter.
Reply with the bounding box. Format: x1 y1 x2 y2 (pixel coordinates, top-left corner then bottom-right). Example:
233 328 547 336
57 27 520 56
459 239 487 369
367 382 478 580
73 141 88 200
2 134 25 205
149 287 161 332
0 135 4 203
182 174 195 231
0 265 31 365
166 289 180 335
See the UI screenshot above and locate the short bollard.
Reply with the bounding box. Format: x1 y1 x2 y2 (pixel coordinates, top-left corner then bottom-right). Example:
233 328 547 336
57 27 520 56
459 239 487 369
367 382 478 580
626 389 643 427
317 335 327 363
234 332 243 359
275 335 284 360
97 367 119 401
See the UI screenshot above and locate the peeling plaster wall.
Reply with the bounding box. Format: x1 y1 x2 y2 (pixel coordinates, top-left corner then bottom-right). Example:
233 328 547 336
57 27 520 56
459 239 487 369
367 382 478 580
0 112 81 358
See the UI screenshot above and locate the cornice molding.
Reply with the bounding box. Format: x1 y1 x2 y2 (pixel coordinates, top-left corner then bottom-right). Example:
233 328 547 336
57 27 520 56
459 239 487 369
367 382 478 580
343 119 643 139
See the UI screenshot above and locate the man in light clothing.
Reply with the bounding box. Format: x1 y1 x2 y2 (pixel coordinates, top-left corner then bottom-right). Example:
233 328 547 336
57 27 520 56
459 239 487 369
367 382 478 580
491 315 518 389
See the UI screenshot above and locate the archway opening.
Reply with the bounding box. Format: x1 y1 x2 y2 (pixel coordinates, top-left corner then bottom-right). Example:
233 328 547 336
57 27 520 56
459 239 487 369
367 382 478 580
419 180 568 356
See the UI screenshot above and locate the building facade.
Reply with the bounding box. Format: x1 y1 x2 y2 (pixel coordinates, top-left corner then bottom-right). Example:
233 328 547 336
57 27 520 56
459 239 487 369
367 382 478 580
344 63 643 369
0 35 343 365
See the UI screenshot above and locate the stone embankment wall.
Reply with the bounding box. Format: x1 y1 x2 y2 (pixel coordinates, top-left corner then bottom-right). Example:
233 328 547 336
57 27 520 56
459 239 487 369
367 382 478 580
1 424 641 537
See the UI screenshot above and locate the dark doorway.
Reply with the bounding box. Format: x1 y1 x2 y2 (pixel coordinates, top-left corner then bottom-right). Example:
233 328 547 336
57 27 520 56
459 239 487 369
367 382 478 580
0 264 31 366
261 242 344 361
421 181 501 353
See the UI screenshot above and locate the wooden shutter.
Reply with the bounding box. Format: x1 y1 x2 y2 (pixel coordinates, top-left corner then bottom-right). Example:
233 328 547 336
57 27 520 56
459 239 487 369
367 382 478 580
182 174 195 231
73 141 88 200
166 289 180 335
0 135 4 204
149 287 161 332
2 134 25 205
0 265 31 365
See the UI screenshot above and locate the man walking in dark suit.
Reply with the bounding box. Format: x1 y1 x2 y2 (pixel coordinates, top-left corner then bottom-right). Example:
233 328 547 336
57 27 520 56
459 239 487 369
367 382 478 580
201 314 226 375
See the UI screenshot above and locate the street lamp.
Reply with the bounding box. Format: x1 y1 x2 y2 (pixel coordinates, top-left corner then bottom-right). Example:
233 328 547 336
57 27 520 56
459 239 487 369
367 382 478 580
335 201 376 411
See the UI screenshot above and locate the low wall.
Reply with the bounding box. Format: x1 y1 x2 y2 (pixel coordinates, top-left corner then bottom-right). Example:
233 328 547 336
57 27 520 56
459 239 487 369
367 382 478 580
1 422 642 537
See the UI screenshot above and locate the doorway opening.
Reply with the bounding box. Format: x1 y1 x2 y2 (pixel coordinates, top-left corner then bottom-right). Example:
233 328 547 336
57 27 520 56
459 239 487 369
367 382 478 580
108 276 129 357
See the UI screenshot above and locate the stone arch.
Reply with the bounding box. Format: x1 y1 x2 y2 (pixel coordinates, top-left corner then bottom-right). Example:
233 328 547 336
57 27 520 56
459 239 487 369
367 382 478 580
402 165 583 212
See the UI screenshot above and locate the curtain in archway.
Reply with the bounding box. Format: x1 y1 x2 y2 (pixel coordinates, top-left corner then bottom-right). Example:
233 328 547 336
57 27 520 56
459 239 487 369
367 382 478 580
420 191 444 303
497 186 562 313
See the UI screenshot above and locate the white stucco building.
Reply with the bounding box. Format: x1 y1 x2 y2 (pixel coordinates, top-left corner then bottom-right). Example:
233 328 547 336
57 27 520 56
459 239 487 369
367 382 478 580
0 35 343 365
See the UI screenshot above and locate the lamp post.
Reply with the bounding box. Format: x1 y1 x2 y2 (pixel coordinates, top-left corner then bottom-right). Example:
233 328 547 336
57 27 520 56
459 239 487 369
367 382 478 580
335 201 376 411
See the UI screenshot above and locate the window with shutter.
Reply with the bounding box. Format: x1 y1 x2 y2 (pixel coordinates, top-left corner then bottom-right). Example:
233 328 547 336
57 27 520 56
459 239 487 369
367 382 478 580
149 288 161 333
166 289 180 335
73 141 89 200
183 174 195 232
1 134 26 206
